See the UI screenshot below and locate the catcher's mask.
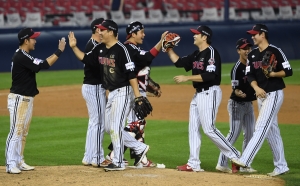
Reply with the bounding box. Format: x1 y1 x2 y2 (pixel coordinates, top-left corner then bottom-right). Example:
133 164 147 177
126 21 144 39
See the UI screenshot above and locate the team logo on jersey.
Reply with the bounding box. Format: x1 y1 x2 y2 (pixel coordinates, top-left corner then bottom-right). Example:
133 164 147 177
125 62 135 71
231 80 239 87
33 58 43 65
208 58 215 65
193 61 204 70
200 58 204 61
282 61 291 69
109 68 114 73
110 54 115 59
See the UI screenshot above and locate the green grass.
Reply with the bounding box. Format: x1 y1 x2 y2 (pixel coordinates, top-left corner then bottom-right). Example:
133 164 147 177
0 60 299 90
0 116 299 185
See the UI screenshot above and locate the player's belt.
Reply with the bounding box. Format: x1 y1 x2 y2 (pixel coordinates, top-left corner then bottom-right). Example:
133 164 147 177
196 87 209 93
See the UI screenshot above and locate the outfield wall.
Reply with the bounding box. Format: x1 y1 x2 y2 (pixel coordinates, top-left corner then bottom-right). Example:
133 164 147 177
0 22 299 72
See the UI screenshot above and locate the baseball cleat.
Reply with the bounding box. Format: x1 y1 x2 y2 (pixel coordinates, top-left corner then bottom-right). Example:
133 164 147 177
216 165 232 173
19 162 35 171
240 167 257 173
267 170 289 177
7 167 21 174
134 145 149 166
142 160 156 167
104 163 125 171
177 164 204 172
82 160 91 166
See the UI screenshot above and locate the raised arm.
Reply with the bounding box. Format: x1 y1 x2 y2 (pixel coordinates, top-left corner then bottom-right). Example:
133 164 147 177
68 31 85 60
46 37 66 66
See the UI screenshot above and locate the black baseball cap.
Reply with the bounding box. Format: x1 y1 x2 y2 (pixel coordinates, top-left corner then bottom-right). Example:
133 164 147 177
126 21 144 39
236 38 252 49
91 18 104 31
190 25 212 38
96 19 118 34
247 24 268 35
18 28 40 41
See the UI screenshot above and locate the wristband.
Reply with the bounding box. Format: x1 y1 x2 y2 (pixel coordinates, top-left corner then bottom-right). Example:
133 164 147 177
54 49 62 57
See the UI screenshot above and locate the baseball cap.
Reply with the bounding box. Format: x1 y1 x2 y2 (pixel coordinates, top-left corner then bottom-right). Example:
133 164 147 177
18 28 40 41
190 25 212 38
247 24 268 35
236 38 252 49
96 19 118 34
126 21 144 39
91 18 104 31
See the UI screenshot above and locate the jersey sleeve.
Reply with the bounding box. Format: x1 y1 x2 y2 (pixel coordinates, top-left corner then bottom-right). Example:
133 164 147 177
82 44 102 65
17 53 50 73
174 51 197 71
128 44 155 67
201 48 220 82
230 63 242 90
275 48 293 77
120 46 136 80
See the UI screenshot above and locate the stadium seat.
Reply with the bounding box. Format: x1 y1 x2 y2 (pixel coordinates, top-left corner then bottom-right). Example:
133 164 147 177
0 0 10 15
200 7 222 21
110 10 129 25
261 6 278 20
148 9 164 23
0 13 4 27
251 11 266 20
70 0 83 12
278 5 294 19
92 10 108 20
129 9 147 23
6 12 22 27
22 12 49 27
44 0 59 15
164 8 180 22
294 5 300 19
71 11 89 26
220 7 250 21
81 0 94 14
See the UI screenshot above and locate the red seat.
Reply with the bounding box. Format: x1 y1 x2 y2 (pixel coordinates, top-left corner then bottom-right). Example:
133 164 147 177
57 0 71 14
70 0 82 12
44 0 60 14
8 0 22 13
81 0 94 13
0 0 10 15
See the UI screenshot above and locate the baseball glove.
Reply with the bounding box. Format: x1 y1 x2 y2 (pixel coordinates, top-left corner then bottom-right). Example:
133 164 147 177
261 51 277 78
162 32 181 52
146 77 162 97
133 96 153 120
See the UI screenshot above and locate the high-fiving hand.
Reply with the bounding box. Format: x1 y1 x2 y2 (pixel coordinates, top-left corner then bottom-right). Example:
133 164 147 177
68 31 77 48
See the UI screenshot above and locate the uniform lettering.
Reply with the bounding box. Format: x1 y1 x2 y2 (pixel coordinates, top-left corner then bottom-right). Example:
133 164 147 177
252 61 262 69
99 57 115 67
193 61 204 70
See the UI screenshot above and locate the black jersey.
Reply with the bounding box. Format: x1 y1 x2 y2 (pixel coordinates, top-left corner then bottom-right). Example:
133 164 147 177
10 49 50 97
124 42 155 72
174 46 221 89
82 41 136 91
82 38 103 85
246 44 293 93
230 61 256 102
124 42 156 90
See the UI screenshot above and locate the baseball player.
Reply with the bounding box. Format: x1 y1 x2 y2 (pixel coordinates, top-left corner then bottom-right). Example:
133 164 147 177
81 18 111 167
105 21 165 167
231 24 292 177
216 38 257 173
5 28 66 174
165 26 241 172
68 19 149 171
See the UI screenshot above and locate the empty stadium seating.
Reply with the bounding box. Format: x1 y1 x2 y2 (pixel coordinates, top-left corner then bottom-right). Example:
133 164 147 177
1 0 300 28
